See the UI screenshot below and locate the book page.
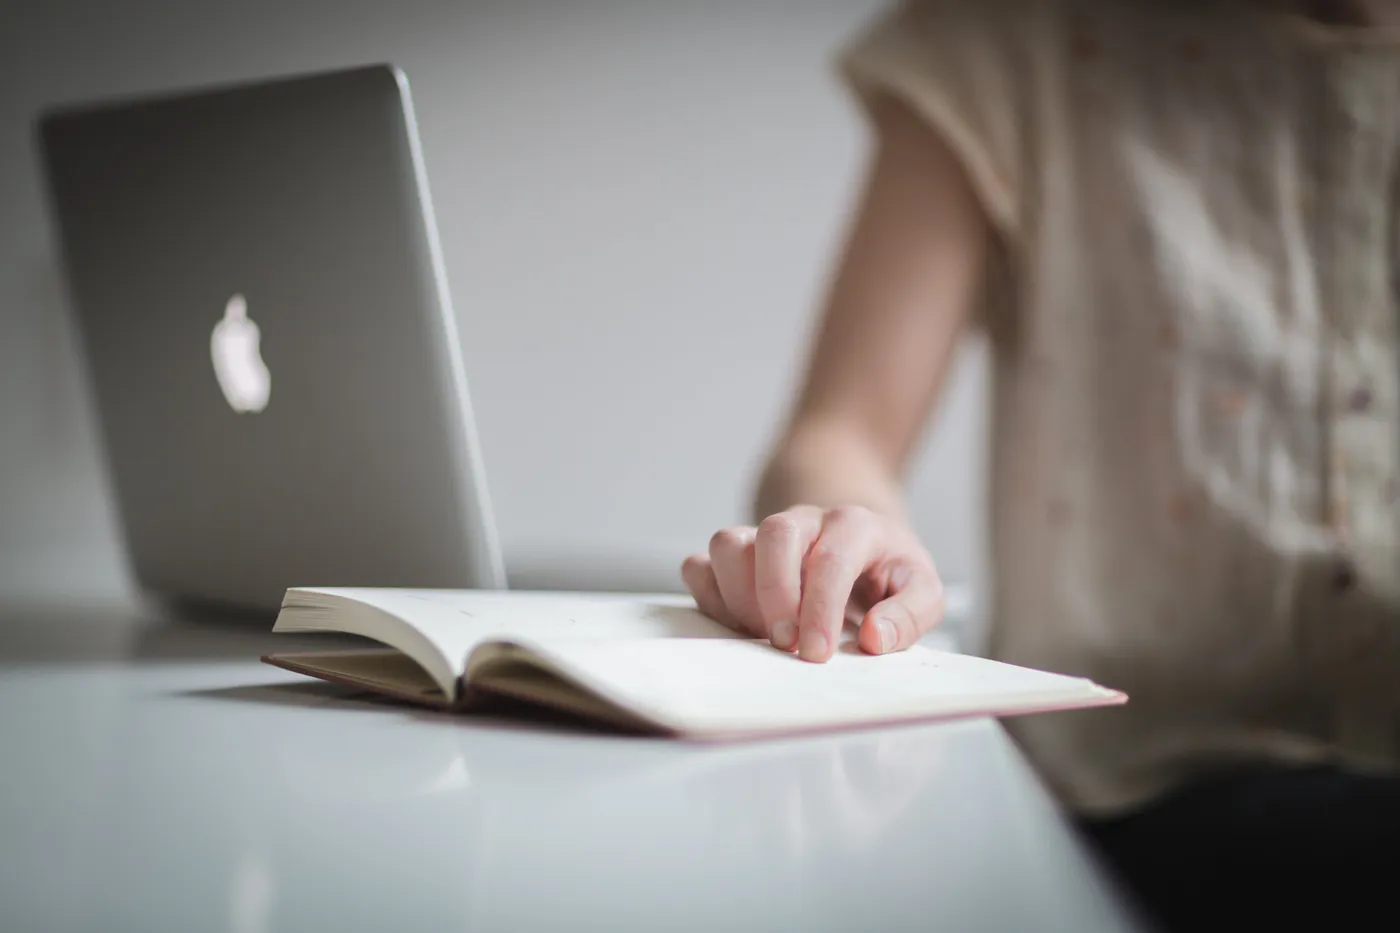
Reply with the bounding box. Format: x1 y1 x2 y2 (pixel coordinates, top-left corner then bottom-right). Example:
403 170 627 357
277 588 738 689
262 650 451 706
509 633 1125 738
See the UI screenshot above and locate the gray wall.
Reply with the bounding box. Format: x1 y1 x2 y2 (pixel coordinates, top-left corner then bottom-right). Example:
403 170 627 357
0 1 988 605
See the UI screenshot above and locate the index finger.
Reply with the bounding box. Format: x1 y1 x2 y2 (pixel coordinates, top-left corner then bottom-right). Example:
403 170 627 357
754 506 823 651
795 507 878 663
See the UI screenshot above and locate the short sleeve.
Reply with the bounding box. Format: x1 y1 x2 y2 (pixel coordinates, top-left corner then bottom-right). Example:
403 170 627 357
838 0 1034 241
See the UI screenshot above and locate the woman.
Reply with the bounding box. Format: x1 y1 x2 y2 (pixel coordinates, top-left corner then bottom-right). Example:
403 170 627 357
682 1 1400 927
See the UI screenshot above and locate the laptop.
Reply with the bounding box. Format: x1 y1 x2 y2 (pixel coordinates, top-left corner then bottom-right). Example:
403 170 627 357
35 64 506 614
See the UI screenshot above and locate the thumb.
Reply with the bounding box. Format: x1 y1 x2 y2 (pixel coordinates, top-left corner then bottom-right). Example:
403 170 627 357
857 563 945 655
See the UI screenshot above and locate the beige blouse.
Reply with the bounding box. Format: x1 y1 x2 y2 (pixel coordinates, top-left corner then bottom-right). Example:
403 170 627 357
841 0 1400 816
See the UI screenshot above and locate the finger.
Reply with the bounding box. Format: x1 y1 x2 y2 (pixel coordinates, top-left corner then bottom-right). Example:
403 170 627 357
858 561 945 655
754 506 822 651
707 526 765 636
681 554 737 630
796 506 879 663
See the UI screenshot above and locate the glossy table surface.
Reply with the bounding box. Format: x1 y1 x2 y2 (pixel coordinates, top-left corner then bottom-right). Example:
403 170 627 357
0 595 1144 933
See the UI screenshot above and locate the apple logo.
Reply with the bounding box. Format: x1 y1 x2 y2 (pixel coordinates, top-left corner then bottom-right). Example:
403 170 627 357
210 293 271 413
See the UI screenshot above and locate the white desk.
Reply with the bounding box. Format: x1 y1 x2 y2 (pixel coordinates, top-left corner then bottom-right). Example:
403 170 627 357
0 596 1144 932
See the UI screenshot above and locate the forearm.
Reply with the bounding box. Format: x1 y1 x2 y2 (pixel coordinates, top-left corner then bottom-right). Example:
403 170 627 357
753 417 907 523
751 95 984 530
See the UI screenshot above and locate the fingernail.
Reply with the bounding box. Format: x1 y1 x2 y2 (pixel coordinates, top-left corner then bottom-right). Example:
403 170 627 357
798 627 829 661
771 619 797 650
878 617 898 653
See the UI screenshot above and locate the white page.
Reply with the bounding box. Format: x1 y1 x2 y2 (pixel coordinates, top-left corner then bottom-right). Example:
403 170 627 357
519 633 1124 737
280 587 738 684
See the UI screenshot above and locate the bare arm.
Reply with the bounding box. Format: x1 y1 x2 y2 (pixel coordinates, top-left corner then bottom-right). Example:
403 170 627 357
683 93 993 662
755 93 990 521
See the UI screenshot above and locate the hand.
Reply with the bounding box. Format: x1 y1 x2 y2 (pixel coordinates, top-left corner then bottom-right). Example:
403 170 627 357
681 505 945 663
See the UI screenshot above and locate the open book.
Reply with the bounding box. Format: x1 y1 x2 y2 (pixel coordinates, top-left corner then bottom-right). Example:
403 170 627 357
262 588 1126 740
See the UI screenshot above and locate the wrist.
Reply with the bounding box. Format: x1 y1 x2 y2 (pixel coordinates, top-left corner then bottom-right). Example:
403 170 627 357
752 428 906 522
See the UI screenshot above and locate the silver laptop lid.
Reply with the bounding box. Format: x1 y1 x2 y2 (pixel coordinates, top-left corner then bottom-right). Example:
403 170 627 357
37 64 505 612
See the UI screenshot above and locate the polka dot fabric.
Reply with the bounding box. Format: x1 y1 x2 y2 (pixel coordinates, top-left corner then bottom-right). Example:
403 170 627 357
842 0 1400 816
